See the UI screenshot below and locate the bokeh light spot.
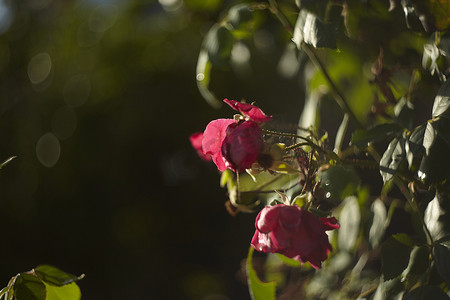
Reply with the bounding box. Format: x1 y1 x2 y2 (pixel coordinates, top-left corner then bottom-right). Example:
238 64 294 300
27 53 52 85
89 4 118 33
36 132 60 168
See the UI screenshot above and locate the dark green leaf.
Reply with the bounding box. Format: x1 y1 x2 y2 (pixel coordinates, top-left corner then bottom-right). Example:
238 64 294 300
402 245 429 289
338 196 360 252
392 233 414 247
417 120 450 184
292 10 337 49
44 283 81 300
35 265 84 287
373 277 404 300
247 247 276 300
403 286 450 300
433 80 450 118
381 236 412 280
379 137 406 183
351 123 403 148
204 25 234 67
405 123 426 171
395 97 415 130
14 273 46 300
227 4 253 30
435 242 450 281
317 165 360 200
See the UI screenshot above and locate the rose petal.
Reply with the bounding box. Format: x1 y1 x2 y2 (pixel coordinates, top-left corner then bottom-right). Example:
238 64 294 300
202 119 236 171
224 99 273 123
320 217 340 231
189 132 211 161
221 121 264 172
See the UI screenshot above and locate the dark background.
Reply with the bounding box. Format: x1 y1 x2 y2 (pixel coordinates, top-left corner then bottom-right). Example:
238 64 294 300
0 0 304 299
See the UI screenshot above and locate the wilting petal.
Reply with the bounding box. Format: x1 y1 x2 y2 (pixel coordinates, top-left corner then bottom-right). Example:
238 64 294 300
320 217 340 231
251 204 339 269
221 121 264 172
224 99 273 123
202 118 235 171
189 132 211 161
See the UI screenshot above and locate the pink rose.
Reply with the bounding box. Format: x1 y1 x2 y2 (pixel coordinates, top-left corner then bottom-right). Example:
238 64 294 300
190 99 272 172
251 204 339 269
224 99 273 123
221 121 265 172
201 119 236 171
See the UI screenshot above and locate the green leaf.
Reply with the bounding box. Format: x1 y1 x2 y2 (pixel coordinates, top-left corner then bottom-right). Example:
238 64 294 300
292 10 337 49
338 196 360 252
227 4 254 30
204 25 234 67
351 123 403 148
424 193 450 242
401 245 429 289
45 283 81 300
14 273 46 300
247 247 276 300
317 165 360 200
35 265 84 287
432 80 450 117
368 199 387 248
403 286 450 300
394 97 415 130
196 50 220 108
392 233 414 247
275 253 302 267
379 137 406 183
373 277 404 300
381 236 412 280
434 241 450 281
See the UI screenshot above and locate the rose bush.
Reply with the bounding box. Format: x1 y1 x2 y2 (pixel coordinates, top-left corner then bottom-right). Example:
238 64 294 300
251 204 339 269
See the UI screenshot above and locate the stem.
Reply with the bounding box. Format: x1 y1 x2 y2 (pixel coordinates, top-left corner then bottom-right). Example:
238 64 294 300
301 43 363 128
265 1 363 128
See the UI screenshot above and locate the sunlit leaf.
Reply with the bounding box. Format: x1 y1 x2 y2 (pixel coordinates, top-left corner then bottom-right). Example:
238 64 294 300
373 277 404 300
368 199 387 248
379 136 406 183
196 50 220 108
45 283 81 300
247 247 276 300
432 80 450 118
292 10 337 49
338 196 360 252
35 265 84 287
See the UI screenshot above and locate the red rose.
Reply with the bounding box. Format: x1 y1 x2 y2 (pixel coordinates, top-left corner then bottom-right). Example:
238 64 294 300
221 121 265 172
190 99 271 172
251 204 339 269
